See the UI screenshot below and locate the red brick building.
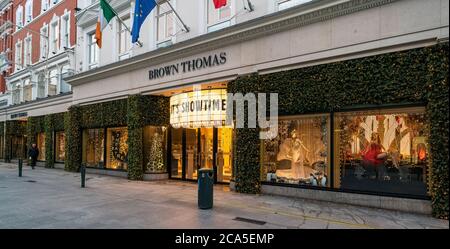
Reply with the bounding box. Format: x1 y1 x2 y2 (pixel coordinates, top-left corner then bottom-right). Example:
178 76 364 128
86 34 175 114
0 0 13 95
7 0 77 105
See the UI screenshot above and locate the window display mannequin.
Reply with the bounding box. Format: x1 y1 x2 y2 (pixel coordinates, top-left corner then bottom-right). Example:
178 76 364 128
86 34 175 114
276 129 312 180
361 132 387 180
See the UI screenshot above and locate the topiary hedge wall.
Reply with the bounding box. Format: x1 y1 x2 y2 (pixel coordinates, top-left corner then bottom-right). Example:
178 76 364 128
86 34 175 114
127 95 170 180
65 95 169 178
65 107 81 172
228 42 449 219
1 120 27 161
127 95 144 180
26 113 65 168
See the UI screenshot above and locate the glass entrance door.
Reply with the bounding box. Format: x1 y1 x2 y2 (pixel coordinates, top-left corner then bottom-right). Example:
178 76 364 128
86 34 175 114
185 128 198 180
199 128 214 171
170 127 233 183
217 128 233 183
170 128 183 179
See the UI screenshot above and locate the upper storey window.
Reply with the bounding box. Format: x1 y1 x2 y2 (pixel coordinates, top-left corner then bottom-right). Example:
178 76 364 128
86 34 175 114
156 1 175 48
42 0 50 13
15 5 23 31
207 0 232 32
25 0 33 23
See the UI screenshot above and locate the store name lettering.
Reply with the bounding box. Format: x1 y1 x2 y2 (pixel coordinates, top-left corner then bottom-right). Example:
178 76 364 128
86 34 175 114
149 52 227 80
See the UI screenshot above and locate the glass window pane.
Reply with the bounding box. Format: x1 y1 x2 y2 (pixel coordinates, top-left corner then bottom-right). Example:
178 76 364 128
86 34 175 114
144 126 167 173
157 15 165 41
106 127 128 170
334 108 429 196
82 129 105 168
261 115 330 187
219 6 231 20
170 128 183 178
217 127 233 183
207 1 217 25
55 131 65 162
166 14 174 37
36 133 46 161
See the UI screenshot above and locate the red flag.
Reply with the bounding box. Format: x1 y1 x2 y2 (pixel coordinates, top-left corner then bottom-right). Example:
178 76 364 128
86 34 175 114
213 0 227 9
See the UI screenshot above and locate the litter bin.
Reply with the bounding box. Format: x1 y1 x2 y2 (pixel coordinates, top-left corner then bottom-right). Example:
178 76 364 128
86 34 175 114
198 168 214 209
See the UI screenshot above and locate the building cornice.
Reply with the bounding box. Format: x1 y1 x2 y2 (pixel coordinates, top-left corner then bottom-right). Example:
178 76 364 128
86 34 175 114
6 51 72 83
0 92 72 112
66 0 400 86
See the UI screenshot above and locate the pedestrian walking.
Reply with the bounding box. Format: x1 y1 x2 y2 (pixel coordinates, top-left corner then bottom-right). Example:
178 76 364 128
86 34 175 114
28 143 39 170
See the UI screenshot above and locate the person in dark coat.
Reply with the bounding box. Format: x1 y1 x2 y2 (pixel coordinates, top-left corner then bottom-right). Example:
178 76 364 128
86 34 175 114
28 143 39 170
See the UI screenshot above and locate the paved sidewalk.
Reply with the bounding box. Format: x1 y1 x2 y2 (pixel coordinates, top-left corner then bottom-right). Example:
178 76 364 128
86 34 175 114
0 163 448 229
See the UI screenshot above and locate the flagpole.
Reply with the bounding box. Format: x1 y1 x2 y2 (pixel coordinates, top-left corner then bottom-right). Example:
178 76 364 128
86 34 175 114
106 0 144 47
162 0 190 32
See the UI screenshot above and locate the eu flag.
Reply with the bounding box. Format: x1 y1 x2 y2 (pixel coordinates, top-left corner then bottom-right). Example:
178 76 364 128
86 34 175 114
132 0 157 43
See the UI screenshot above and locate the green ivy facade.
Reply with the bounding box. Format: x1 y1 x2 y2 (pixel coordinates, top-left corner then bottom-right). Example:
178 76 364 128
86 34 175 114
228 43 449 219
64 95 169 180
0 120 27 161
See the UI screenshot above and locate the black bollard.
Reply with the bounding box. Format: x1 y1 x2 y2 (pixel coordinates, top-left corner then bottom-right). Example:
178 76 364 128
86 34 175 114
81 164 86 188
18 158 23 177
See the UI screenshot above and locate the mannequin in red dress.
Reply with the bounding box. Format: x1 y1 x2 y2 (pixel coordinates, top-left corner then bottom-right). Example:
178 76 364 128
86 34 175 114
362 133 387 180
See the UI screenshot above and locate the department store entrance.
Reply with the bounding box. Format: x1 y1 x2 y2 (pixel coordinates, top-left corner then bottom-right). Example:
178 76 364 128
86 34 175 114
169 127 233 183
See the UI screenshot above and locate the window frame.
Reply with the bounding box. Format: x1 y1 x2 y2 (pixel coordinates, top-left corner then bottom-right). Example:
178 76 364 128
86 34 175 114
54 131 66 163
60 13 70 49
15 5 23 31
156 2 176 47
259 104 431 200
82 128 106 168
40 24 49 61
23 78 32 102
117 15 131 60
260 113 331 187
24 35 32 67
25 0 33 23
206 0 234 33
276 0 314 11
41 0 49 13
87 32 99 69
49 18 60 54
15 40 23 71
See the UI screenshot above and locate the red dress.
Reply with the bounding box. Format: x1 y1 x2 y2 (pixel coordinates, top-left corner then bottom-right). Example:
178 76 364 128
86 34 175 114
362 143 383 165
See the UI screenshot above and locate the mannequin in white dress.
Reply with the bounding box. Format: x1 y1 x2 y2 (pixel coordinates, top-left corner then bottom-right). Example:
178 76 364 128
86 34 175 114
277 130 311 179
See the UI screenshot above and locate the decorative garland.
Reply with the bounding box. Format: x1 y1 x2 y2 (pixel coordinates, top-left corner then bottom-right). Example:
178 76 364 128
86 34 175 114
111 130 128 163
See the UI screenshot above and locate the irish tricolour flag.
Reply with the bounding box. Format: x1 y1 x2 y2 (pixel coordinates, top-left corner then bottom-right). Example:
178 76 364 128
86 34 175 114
95 0 117 48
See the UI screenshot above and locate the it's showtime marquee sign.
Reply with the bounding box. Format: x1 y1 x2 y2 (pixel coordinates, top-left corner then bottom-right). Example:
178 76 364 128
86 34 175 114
170 89 228 128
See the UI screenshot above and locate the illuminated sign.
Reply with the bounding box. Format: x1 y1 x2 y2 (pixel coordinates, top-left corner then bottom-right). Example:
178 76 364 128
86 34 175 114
170 89 228 128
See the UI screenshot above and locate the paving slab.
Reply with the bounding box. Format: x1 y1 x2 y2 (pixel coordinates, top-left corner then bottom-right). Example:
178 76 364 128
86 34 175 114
0 163 447 229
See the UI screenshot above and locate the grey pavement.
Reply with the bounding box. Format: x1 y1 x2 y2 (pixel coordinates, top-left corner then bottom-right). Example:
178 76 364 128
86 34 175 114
0 163 448 229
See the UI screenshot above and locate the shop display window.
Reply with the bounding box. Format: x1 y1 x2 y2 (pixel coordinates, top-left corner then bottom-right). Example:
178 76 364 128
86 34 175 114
143 126 167 173
36 133 45 161
334 107 429 196
170 128 183 178
55 131 65 162
261 115 330 187
0 135 4 159
82 129 105 168
106 127 128 170
11 136 27 159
